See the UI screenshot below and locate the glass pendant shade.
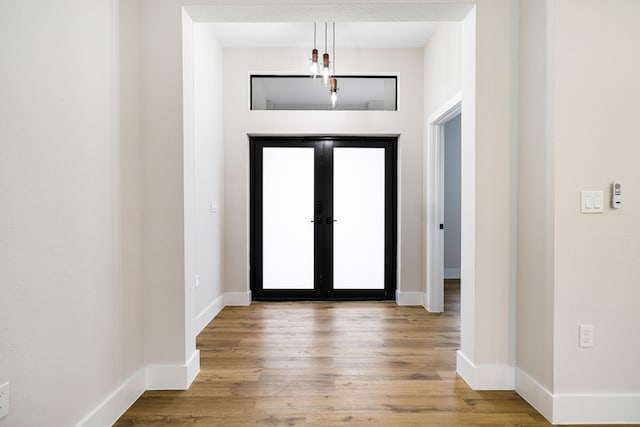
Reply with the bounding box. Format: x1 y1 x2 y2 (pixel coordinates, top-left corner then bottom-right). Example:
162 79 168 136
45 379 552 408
322 53 330 86
310 48 319 78
330 77 338 108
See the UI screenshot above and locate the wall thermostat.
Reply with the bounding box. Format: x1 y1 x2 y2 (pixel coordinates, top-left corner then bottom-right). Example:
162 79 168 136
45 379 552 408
611 181 622 208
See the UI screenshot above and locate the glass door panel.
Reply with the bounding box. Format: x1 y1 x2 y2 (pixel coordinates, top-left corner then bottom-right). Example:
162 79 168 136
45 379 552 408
262 147 315 289
251 137 396 300
333 147 385 290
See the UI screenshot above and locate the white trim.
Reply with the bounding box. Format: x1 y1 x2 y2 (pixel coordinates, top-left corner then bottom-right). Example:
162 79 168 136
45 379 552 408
456 350 514 390
185 350 200 387
444 268 460 279
225 291 252 306
426 118 445 313
456 350 475 387
425 93 462 313
195 294 225 334
553 393 640 425
515 369 640 424
428 92 464 125
395 290 425 306
515 368 553 422
76 369 145 427
475 363 514 390
146 350 200 390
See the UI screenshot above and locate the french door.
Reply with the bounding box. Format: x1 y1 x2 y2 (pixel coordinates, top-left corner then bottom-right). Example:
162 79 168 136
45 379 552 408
250 136 397 300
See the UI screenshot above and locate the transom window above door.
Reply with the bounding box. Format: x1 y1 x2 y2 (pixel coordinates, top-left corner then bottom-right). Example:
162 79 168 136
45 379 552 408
250 75 397 111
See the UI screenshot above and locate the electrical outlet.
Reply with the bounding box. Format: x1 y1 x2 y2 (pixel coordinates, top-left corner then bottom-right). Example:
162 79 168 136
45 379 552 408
0 382 9 419
580 324 594 348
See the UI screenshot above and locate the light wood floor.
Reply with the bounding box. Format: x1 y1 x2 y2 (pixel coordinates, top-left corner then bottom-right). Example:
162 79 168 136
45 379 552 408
115 281 555 426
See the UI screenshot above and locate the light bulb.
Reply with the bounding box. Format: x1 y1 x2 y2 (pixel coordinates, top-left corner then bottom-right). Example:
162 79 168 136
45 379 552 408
330 77 338 109
322 53 330 86
310 48 319 79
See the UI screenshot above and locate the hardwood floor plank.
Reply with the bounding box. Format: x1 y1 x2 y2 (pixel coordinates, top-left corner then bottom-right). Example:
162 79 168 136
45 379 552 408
115 283 559 426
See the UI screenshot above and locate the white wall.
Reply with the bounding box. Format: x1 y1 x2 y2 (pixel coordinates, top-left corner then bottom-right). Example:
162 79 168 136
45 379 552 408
139 0 185 364
120 0 145 382
423 4 518 389
516 0 555 405
221 46 425 297
551 0 640 419
516 0 640 423
193 24 225 330
0 0 145 425
423 22 462 312
444 114 461 278
423 23 462 117
139 0 197 373
465 0 517 385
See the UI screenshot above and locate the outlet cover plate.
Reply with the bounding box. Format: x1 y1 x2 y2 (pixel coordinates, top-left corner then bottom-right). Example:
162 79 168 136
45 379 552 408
0 382 9 419
580 324 594 348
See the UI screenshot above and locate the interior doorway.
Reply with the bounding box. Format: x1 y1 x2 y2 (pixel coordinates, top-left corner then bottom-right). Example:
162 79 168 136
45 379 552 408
250 136 397 300
426 96 462 312
443 114 462 281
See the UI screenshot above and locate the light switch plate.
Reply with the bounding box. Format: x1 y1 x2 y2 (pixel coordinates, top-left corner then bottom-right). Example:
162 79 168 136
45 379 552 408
581 191 603 213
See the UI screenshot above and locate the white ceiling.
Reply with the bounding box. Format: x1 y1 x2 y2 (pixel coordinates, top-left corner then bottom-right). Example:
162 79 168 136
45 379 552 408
206 22 439 49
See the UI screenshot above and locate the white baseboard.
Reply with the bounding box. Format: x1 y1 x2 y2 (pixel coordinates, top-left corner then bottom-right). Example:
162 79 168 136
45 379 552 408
395 290 425 306
456 350 514 390
515 368 553 422
456 350 475 387
146 349 200 390
444 268 460 279
423 289 443 312
553 392 640 425
516 367 640 424
225 291 252 306
75 289 248 426
195 294 225 334
76 368 145 427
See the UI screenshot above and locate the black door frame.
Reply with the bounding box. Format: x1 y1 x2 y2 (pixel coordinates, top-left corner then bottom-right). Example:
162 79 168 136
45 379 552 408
250 136 397 301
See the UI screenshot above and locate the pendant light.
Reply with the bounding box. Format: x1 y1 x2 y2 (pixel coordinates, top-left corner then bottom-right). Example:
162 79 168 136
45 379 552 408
310 22 319 79
322 22 330 87
330 22 338 108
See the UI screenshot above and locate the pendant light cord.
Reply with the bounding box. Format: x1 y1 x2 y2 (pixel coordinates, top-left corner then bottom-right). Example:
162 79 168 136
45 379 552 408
313 22 316 49
332 22 336 76
324 22 328 54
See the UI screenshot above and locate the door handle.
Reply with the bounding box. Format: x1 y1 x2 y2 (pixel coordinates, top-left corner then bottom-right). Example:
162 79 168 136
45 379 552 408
325 217 337 224
310 217 322 223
